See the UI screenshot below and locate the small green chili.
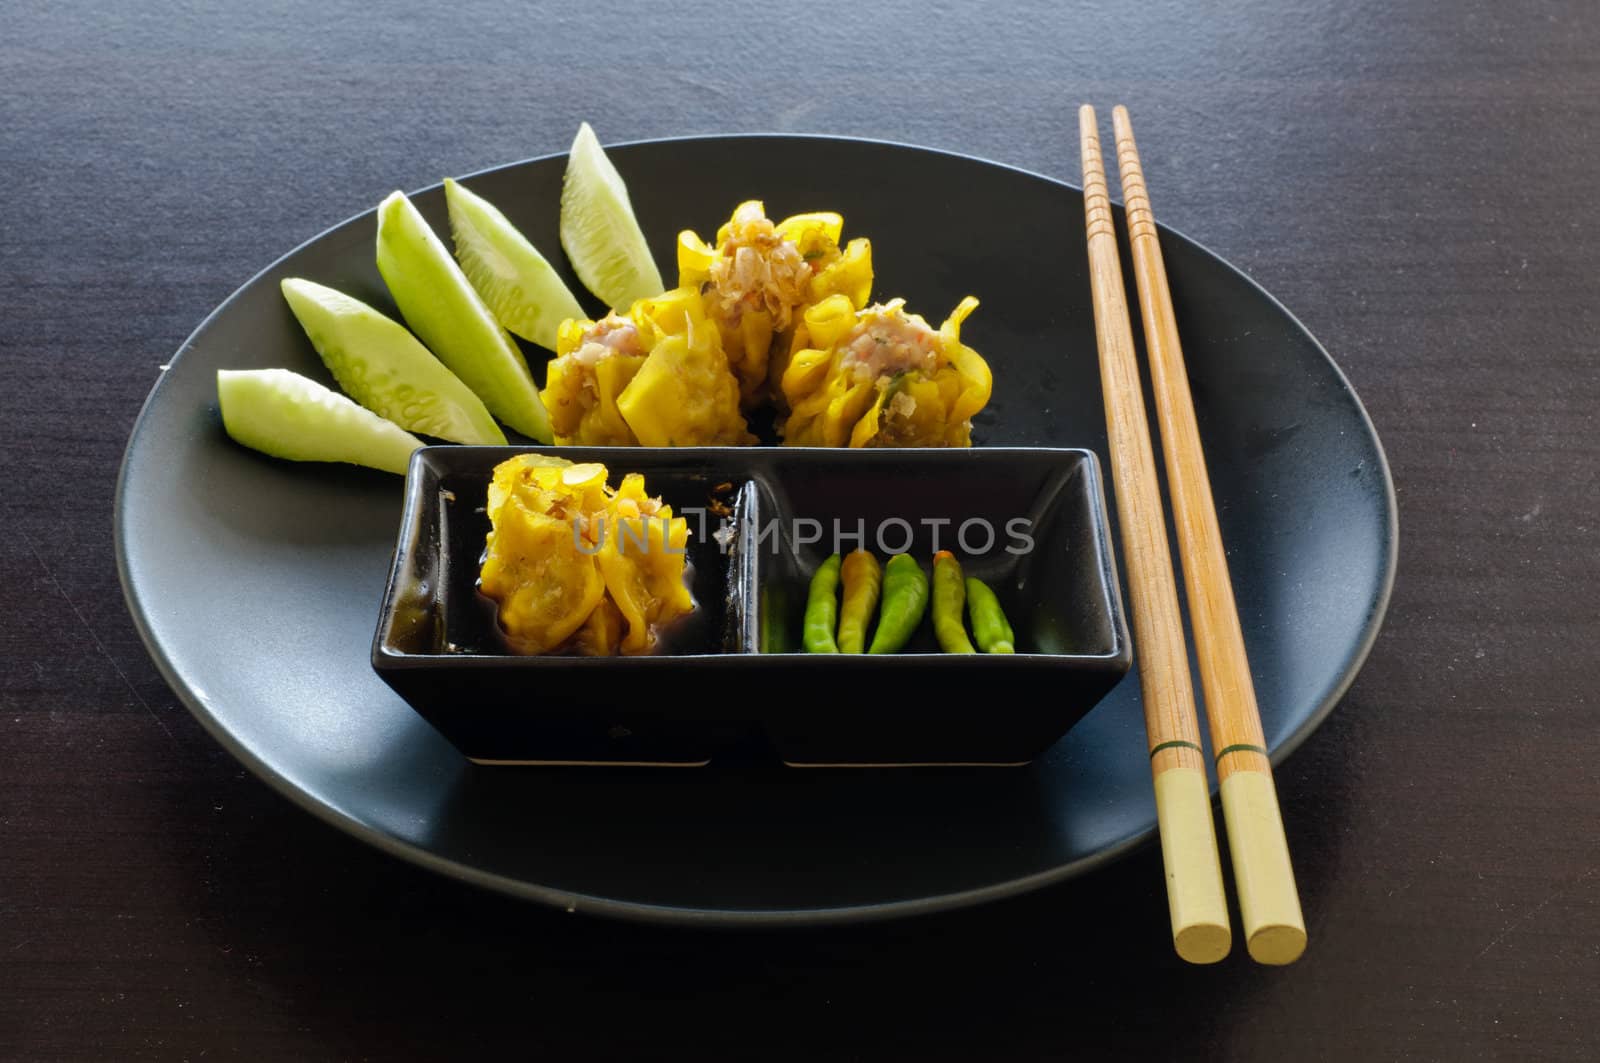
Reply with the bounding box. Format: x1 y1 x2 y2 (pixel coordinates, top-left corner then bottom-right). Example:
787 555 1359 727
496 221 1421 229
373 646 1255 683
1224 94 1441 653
965 576 1015 654
932 551 977 653
802 554 842 653
836 550 882 653
867 553 929 654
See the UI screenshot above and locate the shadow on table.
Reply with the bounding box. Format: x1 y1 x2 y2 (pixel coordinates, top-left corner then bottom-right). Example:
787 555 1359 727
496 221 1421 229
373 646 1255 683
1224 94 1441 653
159 717 1357 1060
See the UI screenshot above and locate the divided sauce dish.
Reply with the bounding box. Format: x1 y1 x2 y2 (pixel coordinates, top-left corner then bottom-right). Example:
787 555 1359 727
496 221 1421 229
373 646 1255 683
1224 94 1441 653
372 446 1131 767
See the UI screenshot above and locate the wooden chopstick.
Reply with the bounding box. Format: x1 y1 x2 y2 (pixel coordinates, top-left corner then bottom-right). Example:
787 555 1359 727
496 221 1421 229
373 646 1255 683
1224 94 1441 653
1078 105 1231 965
1111 105 1307 965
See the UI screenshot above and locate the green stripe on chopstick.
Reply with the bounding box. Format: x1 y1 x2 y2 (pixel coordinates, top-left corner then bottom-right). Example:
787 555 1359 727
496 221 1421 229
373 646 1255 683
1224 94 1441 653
1214 743 1270 763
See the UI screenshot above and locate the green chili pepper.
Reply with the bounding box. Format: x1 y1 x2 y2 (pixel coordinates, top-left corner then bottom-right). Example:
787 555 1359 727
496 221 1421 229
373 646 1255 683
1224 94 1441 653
931 551 977 653
867 553 929 654
836 549 882 653
965 576 1015 654
802 553 842 653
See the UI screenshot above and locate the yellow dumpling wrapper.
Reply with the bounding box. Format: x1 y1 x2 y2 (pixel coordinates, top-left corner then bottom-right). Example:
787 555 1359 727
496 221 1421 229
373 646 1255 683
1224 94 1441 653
806 236 873 311
479 458 695 656
479 461 611 655
542 315 647 445
541 290 754 446
615 289 755 446
679 201 874 405
596 475 696 655
780 295 990 448
569 598 625 657
765 239 874 397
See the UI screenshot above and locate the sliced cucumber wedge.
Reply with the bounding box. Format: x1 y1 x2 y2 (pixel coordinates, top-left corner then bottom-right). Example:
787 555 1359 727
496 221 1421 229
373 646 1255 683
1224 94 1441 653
217 368 422 475
560 122 664 310
444 178 584 352
375 190 552 442
280 277 506 445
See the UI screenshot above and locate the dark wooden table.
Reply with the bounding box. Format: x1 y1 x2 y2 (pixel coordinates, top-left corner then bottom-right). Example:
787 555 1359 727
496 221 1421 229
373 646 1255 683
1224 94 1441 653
5 2 1597 1059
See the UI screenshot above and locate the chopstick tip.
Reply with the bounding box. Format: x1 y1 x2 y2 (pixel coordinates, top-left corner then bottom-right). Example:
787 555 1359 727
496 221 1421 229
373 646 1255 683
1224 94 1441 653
1248 924 1308 966
1113 105 1135 140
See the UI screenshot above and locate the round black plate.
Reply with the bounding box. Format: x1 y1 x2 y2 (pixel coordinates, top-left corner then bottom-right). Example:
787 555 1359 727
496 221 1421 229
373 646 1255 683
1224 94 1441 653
116 135 1396 925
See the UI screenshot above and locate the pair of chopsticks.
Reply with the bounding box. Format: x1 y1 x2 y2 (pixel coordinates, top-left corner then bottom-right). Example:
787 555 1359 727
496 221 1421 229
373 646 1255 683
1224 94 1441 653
1078 105 1306 965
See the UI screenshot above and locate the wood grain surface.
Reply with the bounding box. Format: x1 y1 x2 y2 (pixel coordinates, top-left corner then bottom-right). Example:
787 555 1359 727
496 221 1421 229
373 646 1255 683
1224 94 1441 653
1080 104 1232 964
3 1 1598 1059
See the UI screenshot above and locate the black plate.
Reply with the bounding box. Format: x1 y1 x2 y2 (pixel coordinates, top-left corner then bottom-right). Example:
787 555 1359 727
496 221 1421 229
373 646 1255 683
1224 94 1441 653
373 446 1130 767
115 135 1396 924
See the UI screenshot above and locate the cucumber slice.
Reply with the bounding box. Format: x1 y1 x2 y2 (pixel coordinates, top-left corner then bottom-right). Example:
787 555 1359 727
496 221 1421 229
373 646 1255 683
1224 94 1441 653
444 178 584 352
559 122 664 310
375 190 553 442
280 277 506 445
217 368 422 476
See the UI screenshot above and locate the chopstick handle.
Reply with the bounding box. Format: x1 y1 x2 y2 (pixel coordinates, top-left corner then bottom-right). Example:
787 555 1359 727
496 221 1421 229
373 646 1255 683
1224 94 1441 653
1079 105 1231 965
1112 105 1307 965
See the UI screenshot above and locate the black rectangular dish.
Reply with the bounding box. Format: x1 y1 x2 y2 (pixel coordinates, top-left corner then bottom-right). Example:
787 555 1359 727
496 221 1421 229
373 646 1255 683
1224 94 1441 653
372 446 1131 767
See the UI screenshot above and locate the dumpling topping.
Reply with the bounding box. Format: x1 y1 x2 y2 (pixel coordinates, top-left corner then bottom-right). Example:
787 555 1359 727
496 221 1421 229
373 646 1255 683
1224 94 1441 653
838 301 941 381
706 201 814 333
779 295 991 448
678 201 874 404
